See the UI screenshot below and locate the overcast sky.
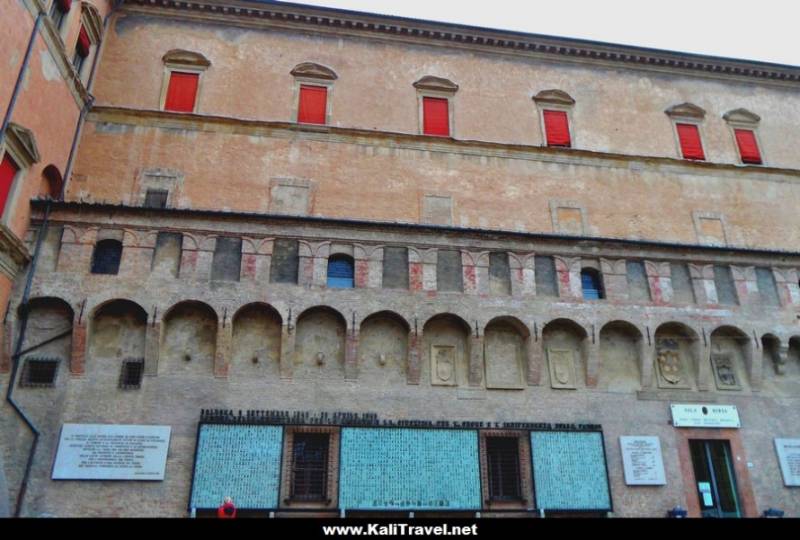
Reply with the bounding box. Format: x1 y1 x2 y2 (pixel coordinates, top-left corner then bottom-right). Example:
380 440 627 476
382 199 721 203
279 0 800 67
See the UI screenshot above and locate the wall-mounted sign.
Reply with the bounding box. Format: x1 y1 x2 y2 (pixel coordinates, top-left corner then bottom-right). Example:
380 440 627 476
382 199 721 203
620 436 666 486
52 424 171 480
670 404 740 429
774 438 800 487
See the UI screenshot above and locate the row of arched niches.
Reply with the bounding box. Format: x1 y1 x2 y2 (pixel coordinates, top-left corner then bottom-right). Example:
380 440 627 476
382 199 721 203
14 296 800 395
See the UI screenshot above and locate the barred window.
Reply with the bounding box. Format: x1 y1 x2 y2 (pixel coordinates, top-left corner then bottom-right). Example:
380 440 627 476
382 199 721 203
119 358 145 390
19 358 59 388
486 437 522 501
291 433 330 501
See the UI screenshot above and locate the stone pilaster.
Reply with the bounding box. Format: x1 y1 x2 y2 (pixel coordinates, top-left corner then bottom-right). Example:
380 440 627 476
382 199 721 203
407 330 421 385
600 258 628 301
345 330 359 380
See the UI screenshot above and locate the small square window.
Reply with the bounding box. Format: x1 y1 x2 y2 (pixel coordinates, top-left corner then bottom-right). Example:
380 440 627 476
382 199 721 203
143 189 169 209
20 358 59 388
119 358 144 390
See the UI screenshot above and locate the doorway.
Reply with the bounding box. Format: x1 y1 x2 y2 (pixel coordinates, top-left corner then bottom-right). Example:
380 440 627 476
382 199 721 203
689 440 741 518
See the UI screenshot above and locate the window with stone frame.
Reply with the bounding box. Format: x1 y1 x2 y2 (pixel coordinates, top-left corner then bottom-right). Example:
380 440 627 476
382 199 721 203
143 188 169 208
160 50 211 113
48 0 70 34
280 426 339 508
665 102 707 161
414 76 459 137
270 239 299 284
210 236 242 282
119 358 145 390
19 358 60 388
479 431 531 510
533 89 576 148
581 268 605 300
724 109 763 165
291 63 337 125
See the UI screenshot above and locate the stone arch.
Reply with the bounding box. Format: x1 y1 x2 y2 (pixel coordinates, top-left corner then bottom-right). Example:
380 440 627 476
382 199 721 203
40 165 63 199
231 303 282 378
358 311 410 385
542 318 588 389
161 301 218 376
88 299 147 383
484 316 528 389
423 313 472 387
653 322 701 390
294 306 347 379
18 297 74 381
710 325 753 391
599 320 642 393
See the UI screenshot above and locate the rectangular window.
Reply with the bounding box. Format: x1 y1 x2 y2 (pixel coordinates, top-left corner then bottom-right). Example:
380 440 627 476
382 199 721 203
143 189 169 209
755 267 780 306
436 249 463 292
73 25 90 76
49 0 70 31
119 358 145 389
489 252 511 296
534 255 559 297
422 97 450 136
382 246 409 289
211 237 242 282
0 153 20 219
164 71 199 113
626 261 651 302
543 110 571 147
297 85 328 125
676 123 705 160
487 437 522 501
670 263 696 304
290 433 330 501
734 129 762 164
713 265 739 306
270 239 299 284
20 358 59 388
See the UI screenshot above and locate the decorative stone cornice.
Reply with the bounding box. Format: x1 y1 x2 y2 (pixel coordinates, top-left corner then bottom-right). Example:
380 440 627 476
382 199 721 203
122 0 800 86
665 102 706 120
163 49 212 67
723 108 761 125
82 1 105 44
5 123 41 167
290 62 337 80
532 89 575 106
412 75 459 93
0 224 32 279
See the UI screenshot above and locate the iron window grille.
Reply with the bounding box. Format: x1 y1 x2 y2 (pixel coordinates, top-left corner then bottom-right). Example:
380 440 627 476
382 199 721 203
119 358 145 390
19 358 60 388
143 189 169 209
486 437 522 501
290 433 330 501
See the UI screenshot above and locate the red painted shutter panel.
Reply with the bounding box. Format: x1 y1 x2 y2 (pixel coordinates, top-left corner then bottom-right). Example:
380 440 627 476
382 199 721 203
297 85 328 125
423 97 450 136
77 26 91 57
676 123 705 160
734 129 762 164
543 110 571 147
58 0 72 11
164 72 199 113
0 154 20 219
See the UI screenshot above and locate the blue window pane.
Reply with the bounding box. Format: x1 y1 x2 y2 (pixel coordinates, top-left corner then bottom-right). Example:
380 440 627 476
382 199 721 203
327 257 354 288
581 270 602 300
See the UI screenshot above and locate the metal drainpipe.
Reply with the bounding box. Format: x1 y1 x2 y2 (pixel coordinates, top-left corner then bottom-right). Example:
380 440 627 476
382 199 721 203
0 9 44 150
5 1 120 517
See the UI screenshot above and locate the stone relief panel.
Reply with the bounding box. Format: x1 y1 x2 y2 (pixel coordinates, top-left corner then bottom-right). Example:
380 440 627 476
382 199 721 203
423 315 469 387
230 304 282 378
161 302 217 376
709 329 750 391
294 307 346 379
542 321 585 389
547 349 576 390
484 322 524 390
654 338 691 390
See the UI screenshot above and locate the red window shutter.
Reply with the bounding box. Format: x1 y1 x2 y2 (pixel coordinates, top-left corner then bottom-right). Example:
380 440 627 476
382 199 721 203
0 154 20 219
58 0 72 11
422 97 450 136
543 110 571 147
734 129 762 164
164 72 199 113
77 26 91 57
297 85 328 125
676 123 705 160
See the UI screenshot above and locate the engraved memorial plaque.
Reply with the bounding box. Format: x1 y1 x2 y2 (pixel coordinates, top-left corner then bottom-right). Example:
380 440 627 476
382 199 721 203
774 438 800 487
620 436 666 486
547 348 576 389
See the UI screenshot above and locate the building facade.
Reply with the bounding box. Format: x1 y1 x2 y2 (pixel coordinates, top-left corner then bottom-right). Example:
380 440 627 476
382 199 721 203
2 0 800 517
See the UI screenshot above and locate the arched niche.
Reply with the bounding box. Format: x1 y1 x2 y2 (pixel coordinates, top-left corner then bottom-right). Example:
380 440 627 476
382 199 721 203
423 314 471 387
653 322 700 390
20 297 73 365
709 326 752 391
231 303 282 378
358 311 409 385
40 165 63 199
294 306 346 379
161 301 217 375
542 318 587 389
483 317 528 390
599 321 642 393
760 334 782 377
88 300 147 381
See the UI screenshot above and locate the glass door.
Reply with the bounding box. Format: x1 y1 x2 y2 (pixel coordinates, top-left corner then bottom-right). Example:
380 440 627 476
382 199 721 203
689 440 741 518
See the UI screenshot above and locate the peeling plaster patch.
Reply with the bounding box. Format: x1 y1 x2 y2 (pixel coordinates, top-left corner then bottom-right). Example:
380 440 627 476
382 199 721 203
40 50 60 81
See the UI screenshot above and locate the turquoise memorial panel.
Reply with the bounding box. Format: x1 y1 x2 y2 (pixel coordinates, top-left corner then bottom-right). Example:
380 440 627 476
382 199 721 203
531 431 611 511
340 428 481 510
190 424 283 509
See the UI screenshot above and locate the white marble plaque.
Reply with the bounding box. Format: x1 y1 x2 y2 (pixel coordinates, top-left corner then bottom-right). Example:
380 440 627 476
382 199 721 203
775 438 800 487
671 404 741 428
52 424 171 480
620 436 666 486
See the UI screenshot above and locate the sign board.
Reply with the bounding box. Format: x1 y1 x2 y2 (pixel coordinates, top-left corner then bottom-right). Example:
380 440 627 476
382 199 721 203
339 428 481 510
531 431 612 511
190 424 283 509
670 404 740 428
774 438 800 487
620 436 666 486
52 424 171 480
